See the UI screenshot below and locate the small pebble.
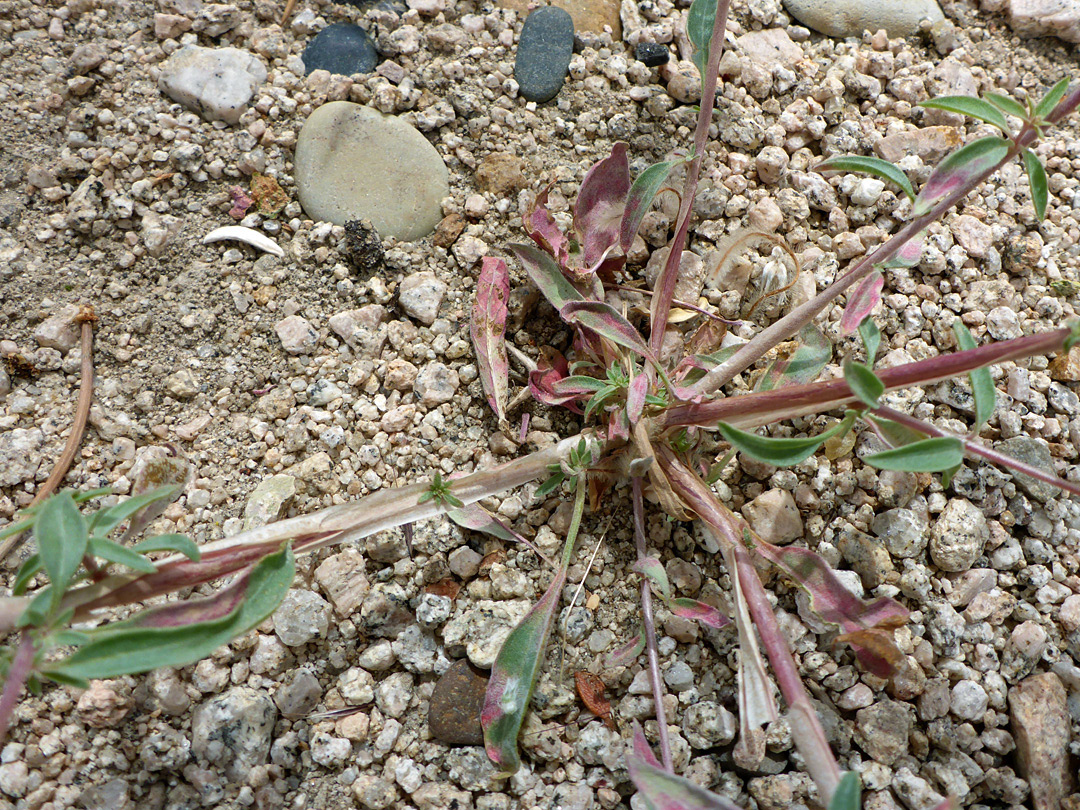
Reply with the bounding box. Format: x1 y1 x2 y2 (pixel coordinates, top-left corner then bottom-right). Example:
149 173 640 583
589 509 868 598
634 42 669 67
515 7 574 103
301 24 378 77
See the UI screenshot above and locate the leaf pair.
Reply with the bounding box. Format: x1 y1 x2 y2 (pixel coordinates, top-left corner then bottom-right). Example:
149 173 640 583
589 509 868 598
634 556 730 629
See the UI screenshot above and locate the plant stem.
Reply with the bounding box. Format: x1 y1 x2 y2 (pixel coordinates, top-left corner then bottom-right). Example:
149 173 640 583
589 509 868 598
632 475 673 772
0 631 34 744
871 403 1080 497
689 90 1080 397
649 0 731 354
664 325 1072 429
561 474 588 569
0 312 95 565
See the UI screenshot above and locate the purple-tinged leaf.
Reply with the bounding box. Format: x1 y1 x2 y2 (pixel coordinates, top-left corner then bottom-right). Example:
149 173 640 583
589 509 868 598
608 406 631 442
524 184 568 263
471 257 511 422
122 565 250 629
560 300 654 360
633 556 672 600
510 243 584 312
667 597 730 629
627 370 649 424
604 628 645 668
482 565 568 774
1022 148 1048 221
755 324 831 392
750 538 909 676
912 137 1010 218
528 348 582 411
628 721 745 810
551 375 610 397
574 143 631 268
840 271 883 336
621 159 680 252
448 502 554 568
880 229 925 269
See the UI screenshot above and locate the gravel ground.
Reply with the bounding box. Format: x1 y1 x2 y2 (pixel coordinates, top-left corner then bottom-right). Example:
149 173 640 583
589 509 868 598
2 0 1080 808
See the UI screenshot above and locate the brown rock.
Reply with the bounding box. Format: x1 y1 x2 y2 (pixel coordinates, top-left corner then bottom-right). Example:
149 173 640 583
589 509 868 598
433 213 466 249
429 659 489 745
1050 346 1080 383
874 126 962 164
550 0 621 37
1009 672 1072 810
476 153 526 196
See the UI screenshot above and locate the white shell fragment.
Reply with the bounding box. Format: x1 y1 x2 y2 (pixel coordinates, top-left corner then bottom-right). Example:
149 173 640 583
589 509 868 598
202 225 284 257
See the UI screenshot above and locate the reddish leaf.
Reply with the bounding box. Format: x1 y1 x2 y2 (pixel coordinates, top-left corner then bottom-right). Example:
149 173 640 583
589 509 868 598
448 502 555 567
912 136 1010 218
628 722 745 810
574 143 631 268
604 628 646 668
840 271 884 336
528 348 582 411
560 300 654 360
633 556 672 599
834 620 907 678
524 183 568 264
574 671 614 729
755 325 831 391
627 370 649 425
472 257 511 422
667 597 730 629
881 229 925 269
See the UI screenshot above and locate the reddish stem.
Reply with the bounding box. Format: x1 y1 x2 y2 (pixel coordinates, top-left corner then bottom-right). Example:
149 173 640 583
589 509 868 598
0 632 34 744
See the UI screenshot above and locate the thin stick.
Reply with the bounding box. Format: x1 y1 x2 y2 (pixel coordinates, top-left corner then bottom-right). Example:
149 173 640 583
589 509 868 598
605 282 738 326
632 475 673 772
280 0 298 27
0 310 96 565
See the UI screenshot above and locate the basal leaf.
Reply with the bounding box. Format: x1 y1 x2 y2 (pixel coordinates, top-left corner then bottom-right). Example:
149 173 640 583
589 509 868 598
524 184 567 262
87 538 157 574
628 721 745 810
687 0 718 76
575 143 631 268
482 566 568 774
472 257 511 422
984 92 1029 121
621 160 680 252
952 322 996 430
560 300 654 360
36 493 88 608
1021 148 1048 221
46 545 294 680
814 155 915 201
131 533 200 561
843 360 884 408
633 556 671 600
1036 78 1071 120
840 271 884 336
755 324 831 392
912 137 1010 217
529 347 581 410
829 772 863 810
667 597 730 629
604 628 645 668
447 502 553 566
918 96 1008 132
626 370 649 425
87 486 181 540
863 437 964 472
510 243 585 311
880 229 925 269
858 317 881 367
716 411 856 467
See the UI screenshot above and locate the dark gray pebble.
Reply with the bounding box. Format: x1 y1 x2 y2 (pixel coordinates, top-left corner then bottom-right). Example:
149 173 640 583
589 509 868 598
302 23 377 77
635 42 669 67
515 7 574 104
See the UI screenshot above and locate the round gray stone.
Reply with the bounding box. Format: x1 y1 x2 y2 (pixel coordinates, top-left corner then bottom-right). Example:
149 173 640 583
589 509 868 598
515 7 574 103
294 101 449 240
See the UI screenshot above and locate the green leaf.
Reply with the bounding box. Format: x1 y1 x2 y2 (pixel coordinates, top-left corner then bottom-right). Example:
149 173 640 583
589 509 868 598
912 137 1010 218
534 471 565 499
1036 78 1071 120
12 553 42 596
686 0 718 76
633 556 671 600
1022 148 1048 221
39 670 90 690
814 155 915 201
829 772 863 810
0 517 33 543
620 160 681 252
717 412 857 467
985 92 1030 121
87 486 181 539
87 538 157 574
482 565 569 774
863 437 965 472
919 96 1009 132
755 324 831 392
952 322 997 431
36 493 88 608
559 300 655 361
71 487 113 504
19 587 53 628
1066 320 1080 352
867 415 928 448
131 533 200 561
46 545 295 681
858 317 881 368
843 360 884 408
509 243 585 311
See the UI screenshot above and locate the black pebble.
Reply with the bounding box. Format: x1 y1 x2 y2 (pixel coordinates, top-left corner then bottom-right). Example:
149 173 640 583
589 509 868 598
343 219 384 275
515 7 575 104
302 23 378 77
635 42 670 67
